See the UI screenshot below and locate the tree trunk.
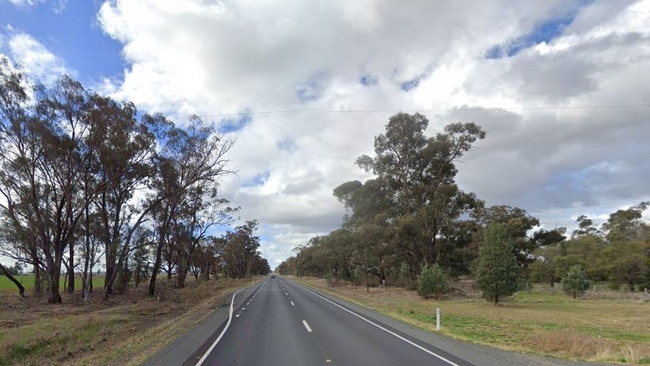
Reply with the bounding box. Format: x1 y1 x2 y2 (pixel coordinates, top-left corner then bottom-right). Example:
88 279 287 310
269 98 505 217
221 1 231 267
82 241 90 299
175 264 187 288
104 246 116 296
134 265 141 288
366 273 369 293
67 243 74 294
46 267 62 304
0 263 25 297
201 264 210 281
31 252 42 296
149 235 164 296
176 255 192 288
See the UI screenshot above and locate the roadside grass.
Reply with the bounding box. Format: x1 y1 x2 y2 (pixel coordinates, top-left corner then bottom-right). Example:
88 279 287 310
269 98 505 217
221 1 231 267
0 277 261 366
0 275 105 294
295 277 650 365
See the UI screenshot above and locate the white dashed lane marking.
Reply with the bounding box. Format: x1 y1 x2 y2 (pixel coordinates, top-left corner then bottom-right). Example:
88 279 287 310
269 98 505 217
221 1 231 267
302 320 313 333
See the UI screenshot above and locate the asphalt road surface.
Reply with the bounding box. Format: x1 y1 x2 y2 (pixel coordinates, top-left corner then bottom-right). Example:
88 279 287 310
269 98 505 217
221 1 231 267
197 277 465 366
175 277 605 366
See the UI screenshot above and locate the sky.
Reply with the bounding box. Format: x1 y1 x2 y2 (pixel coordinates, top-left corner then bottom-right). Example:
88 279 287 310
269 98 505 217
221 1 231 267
1 0 649 269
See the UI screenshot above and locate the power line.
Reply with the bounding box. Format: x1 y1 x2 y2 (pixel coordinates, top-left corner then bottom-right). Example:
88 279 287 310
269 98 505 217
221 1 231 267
199 103 650 119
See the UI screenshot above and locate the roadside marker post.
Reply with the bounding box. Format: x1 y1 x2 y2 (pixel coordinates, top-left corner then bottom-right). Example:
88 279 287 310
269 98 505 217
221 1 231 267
436 308 440 330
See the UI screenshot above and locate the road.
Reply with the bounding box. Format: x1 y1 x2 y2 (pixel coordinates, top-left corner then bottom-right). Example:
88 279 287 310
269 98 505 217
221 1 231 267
196 276 466 366
145 276 605 366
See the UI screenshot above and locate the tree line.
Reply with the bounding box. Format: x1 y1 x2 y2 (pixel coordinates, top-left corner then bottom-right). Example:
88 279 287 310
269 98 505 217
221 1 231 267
277 112 650 298
0 57 269 303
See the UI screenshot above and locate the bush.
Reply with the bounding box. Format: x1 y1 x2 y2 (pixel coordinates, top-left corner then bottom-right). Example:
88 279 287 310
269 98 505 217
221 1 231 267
476 224 519 304
417 263 448 300
561 265 591 299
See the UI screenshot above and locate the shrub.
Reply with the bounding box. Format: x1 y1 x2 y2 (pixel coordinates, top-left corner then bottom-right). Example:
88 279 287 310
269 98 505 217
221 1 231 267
561 265 591 299
476 224 519 305
417 263 449 300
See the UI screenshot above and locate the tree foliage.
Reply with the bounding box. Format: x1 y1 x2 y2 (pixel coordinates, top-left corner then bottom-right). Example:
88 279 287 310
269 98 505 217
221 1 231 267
561 265 591 299
476 224 519 305
417 263 448 300
296 112 488 284
0 57 267 303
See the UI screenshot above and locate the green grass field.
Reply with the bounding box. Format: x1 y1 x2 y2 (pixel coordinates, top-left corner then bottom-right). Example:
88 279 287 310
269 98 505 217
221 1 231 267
0 275 105 293
297 278 650 365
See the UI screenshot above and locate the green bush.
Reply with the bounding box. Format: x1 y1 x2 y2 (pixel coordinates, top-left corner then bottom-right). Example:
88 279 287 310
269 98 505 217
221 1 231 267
561 265 591 299
417 263 448 300
476 224 519 304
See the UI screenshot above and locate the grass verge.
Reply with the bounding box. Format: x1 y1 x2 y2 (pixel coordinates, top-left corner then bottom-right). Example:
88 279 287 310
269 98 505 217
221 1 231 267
294 277 650 365
0 277 261 366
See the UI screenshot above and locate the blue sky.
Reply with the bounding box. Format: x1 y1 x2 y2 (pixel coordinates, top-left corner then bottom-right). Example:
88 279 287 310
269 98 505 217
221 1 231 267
485 1 591 59
0 0 123 84
1 0 649 268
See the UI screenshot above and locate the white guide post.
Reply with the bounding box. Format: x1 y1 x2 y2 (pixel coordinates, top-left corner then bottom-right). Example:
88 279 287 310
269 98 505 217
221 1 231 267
436 308 440 330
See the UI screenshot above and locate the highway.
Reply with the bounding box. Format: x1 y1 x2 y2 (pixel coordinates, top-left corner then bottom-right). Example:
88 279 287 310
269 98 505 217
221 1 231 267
196 277 468 366
141 276 598 366
144 276 603 366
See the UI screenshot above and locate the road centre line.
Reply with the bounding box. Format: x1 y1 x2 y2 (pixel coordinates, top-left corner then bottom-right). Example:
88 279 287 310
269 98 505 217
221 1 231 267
302 320 313 333
294 283 460 366
291 301 295 306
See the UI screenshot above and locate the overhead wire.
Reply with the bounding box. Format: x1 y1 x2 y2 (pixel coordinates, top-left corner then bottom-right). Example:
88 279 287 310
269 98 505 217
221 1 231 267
196 103 650 119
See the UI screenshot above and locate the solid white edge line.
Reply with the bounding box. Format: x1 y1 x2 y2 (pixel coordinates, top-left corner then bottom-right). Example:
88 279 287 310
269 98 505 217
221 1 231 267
302 320 313 332
294 283 461 366
195 280 267 366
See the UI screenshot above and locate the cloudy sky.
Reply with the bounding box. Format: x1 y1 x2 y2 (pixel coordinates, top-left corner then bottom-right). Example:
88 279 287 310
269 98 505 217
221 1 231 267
1 0 649 268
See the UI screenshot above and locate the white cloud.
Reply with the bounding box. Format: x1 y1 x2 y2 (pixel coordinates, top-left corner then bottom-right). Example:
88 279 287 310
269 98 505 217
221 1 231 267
6 32 70 84
3 0 45 6
94 0 650 268
2 0 66 12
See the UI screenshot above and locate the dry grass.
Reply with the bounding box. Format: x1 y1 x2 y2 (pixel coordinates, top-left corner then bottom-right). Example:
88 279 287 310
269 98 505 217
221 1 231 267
0 277 261 366
295 277 650 365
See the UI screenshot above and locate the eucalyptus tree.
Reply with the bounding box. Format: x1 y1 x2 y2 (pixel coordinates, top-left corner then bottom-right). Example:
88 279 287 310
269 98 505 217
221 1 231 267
0 66 99 303
600 202 649 291
350 222 394 291
85 95 156 296
344 113 485 274
480 205 540 270
601 201 649 244
276 256 297 275
147 117 234 296
174 176 235 288
220 220 263 279
0 58 44 295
